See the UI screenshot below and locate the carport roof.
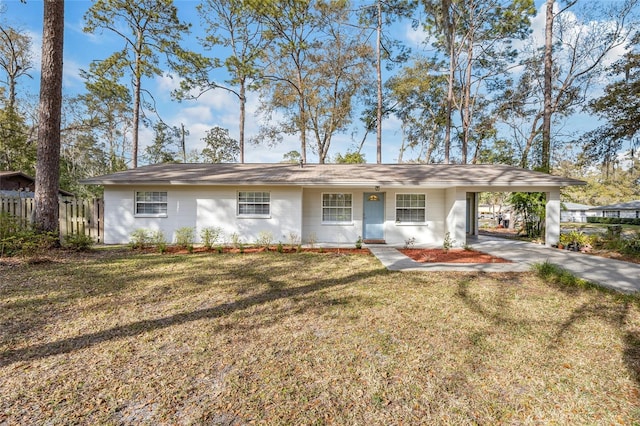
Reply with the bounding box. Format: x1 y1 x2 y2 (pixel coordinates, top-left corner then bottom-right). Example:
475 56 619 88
81 163 585 188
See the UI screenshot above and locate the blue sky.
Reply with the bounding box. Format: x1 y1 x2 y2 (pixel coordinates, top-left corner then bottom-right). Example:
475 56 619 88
0 0 628 165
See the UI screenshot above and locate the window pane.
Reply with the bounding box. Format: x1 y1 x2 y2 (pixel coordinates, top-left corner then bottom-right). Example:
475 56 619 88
135 191 167 215
238 191 270 215
322 193 352 222
396 194 426 223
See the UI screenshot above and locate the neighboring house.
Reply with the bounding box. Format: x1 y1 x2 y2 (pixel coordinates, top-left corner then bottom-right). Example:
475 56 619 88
590 200 640 219
0 171 73 197
560 202 596 223
81 163 584 247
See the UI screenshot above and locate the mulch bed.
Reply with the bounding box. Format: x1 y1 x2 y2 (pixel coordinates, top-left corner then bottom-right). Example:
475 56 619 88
400 248 511 263
159 246 372 255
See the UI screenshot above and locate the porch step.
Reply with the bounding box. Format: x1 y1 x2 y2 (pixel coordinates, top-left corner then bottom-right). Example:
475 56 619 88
363 239 385 244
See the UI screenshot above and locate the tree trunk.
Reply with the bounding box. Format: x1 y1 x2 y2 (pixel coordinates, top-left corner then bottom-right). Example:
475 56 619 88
461 39 473 165
34 0 64 234
443 0 454 165
132 59 142 169
541 0 554 173
239 80 246 163
376 0 383 164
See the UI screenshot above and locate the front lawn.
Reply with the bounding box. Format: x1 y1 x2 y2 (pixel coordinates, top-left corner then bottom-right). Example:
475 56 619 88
1 250 639 424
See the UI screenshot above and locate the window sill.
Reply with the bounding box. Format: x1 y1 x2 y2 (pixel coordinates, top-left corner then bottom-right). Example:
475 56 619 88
322 222 354 226
395 222 427 226
135 214 168 218
237 215 271 219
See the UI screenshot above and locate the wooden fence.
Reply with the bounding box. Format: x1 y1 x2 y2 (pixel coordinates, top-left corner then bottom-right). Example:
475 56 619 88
0 197 104 243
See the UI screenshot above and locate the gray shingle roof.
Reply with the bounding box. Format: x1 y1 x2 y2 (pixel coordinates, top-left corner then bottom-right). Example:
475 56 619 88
562 202 594 211
81 163 585 188
591 200 640 210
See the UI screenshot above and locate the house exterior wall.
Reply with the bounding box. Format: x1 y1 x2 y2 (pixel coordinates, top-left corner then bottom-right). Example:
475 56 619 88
444 188 467 248
301 187 447 246
593 210 640 219
560 210 597 223
103 185 303 245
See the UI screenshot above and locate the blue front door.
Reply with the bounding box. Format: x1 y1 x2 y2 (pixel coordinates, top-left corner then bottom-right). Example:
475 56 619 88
363 192 385 241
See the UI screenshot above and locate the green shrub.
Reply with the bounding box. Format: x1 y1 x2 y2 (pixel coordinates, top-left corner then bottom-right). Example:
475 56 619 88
150 230 167 253
355 236 362 249
200 226 222 249
0 212 59 257
175 227 195 248
63 233 94 251
443 232 455 252
129 229 150 250
587 216 640 226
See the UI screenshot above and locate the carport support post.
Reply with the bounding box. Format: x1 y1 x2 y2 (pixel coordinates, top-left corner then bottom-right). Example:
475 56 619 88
545 189 560 247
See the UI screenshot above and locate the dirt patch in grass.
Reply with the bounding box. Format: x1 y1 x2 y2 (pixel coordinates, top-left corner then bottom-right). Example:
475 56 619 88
400 248 510 263
1 250 639 424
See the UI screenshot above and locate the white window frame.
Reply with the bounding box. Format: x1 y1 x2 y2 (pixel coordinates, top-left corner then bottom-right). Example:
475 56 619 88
134 191 168 217
395 193 426 224
237 191 271 218
603 210 620 218
321 193 353 224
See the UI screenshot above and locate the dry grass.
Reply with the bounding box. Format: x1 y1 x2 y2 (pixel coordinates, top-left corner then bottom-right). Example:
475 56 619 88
1 250 639 425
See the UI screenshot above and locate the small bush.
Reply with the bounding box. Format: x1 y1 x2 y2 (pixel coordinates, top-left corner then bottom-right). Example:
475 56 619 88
129 229 150 250
443 232 455 252
276 241 284 253
287 232 300 249
355 236 362 249
175 227 195 248
256 231 273 249
150 230 167 253
230 232 242 248
403 237 416 249
201 226 222 249
63 233 94 251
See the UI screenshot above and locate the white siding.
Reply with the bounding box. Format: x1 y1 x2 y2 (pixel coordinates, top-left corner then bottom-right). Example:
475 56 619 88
444 188 466 248
301 188 447 246
103 185 302 245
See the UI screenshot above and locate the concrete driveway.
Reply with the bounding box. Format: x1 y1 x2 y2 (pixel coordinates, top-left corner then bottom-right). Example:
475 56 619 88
369 235 640 293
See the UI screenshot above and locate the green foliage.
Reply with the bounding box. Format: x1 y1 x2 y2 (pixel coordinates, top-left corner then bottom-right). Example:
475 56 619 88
150 230 167 253
129 229 150 250
63 233 94 251
142 122 182 165
587 217 640 226
282 151 301 164
83 0 206 167
200 126 239 163
0 212 57 256
355 236 362 249
508 192 546 238
0 106 35 174
276 241 284 253
335 151 366 164
200 226 223 249
175 227 195 248
442 232 455 252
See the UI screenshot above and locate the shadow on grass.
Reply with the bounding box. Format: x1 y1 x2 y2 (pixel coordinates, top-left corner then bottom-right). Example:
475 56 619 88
531 261 640 388
0 265 386 367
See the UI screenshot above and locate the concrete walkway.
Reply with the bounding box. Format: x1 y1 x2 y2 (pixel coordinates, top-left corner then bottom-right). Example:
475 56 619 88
368 235 640 293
